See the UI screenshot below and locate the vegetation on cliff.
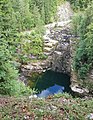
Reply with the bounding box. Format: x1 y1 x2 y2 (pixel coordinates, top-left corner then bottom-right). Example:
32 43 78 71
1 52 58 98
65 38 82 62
68 0 93 92
71 0 93 90
68 0 92 10
0 0 93 119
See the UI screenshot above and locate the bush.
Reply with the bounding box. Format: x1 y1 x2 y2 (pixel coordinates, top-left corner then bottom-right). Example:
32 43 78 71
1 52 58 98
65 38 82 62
68 0 92 11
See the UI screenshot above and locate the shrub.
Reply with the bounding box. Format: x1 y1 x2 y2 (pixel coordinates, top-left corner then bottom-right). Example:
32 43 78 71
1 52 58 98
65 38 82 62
68 0 92 11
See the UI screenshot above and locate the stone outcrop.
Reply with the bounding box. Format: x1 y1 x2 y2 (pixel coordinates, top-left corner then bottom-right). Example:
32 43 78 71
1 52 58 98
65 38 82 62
71 85 89 97
46 27 71 74
21 19 72 76
21 60 50 77
57 1 73 21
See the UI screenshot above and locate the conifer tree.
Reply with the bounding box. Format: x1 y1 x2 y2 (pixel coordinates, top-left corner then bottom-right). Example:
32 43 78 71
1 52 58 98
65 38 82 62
0 0 19 95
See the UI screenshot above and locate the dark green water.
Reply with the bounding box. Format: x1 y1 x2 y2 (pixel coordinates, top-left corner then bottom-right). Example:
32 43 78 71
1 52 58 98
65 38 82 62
27 70 71 97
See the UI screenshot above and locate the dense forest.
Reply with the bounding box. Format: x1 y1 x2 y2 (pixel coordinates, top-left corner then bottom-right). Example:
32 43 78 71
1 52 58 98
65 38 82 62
72 0 93 90
0 0 63 96
0 0 93 95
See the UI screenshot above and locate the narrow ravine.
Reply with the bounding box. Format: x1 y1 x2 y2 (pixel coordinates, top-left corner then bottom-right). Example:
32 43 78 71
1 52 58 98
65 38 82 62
21 1 73 74
21 1 74 96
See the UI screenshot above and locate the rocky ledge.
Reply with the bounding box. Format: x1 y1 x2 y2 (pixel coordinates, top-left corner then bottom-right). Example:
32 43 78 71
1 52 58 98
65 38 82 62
21 20 72 77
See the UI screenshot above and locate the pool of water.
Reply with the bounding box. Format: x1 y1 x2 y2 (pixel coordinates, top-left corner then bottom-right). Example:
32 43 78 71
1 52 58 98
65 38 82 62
27 70 71 97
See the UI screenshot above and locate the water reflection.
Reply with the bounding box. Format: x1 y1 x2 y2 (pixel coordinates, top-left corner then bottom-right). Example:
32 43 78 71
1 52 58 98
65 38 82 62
37 84 64 98
27 70 71 97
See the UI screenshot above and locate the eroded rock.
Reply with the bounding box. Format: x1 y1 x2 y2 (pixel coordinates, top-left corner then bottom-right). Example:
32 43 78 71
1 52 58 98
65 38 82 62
71 85 89 97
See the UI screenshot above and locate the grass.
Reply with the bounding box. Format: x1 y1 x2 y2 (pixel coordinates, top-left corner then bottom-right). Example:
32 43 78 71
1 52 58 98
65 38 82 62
0 93 93 120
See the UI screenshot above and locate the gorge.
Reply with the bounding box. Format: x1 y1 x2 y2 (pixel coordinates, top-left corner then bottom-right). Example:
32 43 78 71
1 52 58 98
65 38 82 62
1 1 93 119
20 1 92 97
20 1 81 97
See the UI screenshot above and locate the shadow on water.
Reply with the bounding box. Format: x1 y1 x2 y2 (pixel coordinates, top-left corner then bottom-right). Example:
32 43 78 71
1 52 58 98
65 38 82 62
27 70 71 97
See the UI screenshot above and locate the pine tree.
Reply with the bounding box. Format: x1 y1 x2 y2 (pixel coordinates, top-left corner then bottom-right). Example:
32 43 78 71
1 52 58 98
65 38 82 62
0 0 18 95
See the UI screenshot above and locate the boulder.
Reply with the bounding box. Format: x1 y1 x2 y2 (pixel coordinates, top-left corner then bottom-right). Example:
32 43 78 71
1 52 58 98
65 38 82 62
71 85 89 97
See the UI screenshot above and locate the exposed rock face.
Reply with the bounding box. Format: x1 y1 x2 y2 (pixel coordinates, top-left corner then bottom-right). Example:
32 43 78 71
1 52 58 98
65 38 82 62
21 23 73 77
47 28 71 74
42 1 73 74
57 1 73 21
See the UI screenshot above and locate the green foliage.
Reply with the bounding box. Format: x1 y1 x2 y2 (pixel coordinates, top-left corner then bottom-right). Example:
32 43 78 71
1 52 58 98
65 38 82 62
68 0 92 11
18 28 45 63
72 12 83 36
83 80 93 92
0 42 32 96
73 2 93 79
57 0 65 5
0 46 36 96
54 92 72 98
30 31 43 55
0 0 35 96
8 0 58 63
0 79 37 96
11 0 58 31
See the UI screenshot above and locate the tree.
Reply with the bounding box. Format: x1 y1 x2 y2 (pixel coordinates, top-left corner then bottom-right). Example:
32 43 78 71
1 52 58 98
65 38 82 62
73 1 93 79
0 0 31 96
